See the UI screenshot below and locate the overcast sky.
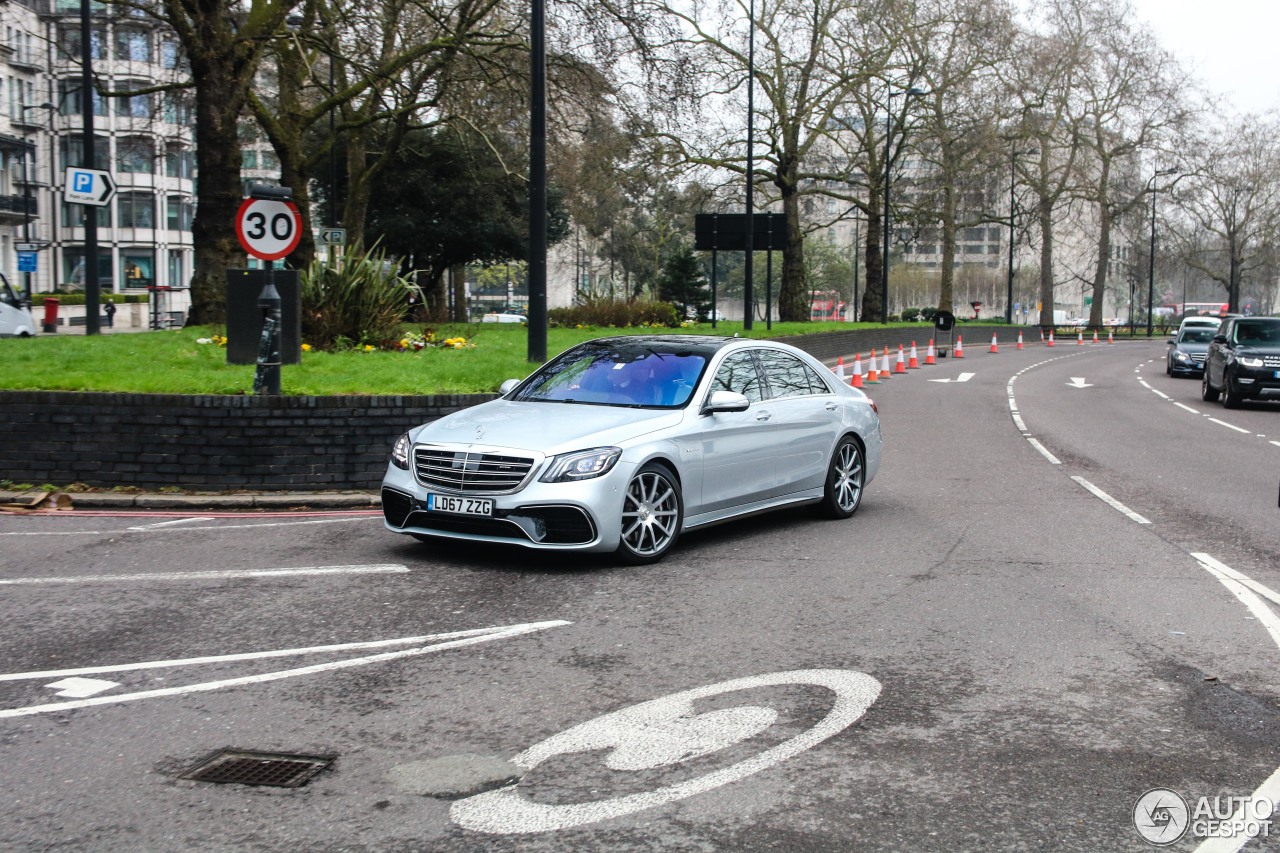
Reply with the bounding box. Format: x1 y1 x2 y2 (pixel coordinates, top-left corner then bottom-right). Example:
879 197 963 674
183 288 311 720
1127 0 1280 115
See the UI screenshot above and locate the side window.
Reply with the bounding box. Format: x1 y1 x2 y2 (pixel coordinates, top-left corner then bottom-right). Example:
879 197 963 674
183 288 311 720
711 351 764 402
756 350 827 398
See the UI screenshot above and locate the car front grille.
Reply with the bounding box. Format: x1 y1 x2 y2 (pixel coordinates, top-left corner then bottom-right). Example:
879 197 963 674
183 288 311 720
403 505 595 545
413 447 536 494
1191 353 1206 364
1264 355 1280 368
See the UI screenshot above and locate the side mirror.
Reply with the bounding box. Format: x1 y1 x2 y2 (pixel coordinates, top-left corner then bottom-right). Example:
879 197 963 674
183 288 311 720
1167 339 1175 345
1212 334 1227 344
702 390 750 414
498 378 521 395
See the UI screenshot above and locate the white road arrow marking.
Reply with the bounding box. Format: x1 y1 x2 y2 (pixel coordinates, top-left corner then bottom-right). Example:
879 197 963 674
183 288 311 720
928 372 974 384
45 677 120 698
1067 377 1093 388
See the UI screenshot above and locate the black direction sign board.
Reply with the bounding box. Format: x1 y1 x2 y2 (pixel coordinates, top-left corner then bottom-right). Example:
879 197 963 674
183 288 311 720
694 212 787 251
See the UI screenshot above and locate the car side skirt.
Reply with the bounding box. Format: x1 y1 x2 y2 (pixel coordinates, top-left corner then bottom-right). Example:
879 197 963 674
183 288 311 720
683 490 824 531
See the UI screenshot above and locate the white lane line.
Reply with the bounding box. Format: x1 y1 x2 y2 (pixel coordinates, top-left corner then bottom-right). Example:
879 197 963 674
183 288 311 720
1191 555 1280 853
1012 413 1028 431
0 531 107 536
133 517 365 532
0 517 366 537
1151 389 1171 400
1069 476 1151 523
1026 438 1061 465
1208 418 1251 434
0 620 572 719
127 517 215 530
0 564 409 586
1175 402 1200 414
1272 441 1280 449
0 622 545 682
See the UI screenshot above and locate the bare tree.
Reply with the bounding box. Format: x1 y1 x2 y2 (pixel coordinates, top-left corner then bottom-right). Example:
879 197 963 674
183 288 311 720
1169 115 1280 313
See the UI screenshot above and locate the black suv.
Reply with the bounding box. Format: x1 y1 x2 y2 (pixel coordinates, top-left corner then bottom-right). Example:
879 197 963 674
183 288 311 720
1202 316 1280 408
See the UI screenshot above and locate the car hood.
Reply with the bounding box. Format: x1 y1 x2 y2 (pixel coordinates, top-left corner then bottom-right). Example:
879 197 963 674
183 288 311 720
411 399 684 454
1173 342 1210 354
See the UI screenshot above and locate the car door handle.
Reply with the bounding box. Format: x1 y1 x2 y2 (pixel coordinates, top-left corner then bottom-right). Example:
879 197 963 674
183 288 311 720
755 410 771 421
825 402 838 411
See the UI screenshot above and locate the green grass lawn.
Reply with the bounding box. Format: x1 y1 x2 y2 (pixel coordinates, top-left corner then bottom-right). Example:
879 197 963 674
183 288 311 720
0 321 889 395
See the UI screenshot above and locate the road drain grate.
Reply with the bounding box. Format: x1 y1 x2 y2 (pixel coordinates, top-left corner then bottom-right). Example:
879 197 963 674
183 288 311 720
181 750 335 788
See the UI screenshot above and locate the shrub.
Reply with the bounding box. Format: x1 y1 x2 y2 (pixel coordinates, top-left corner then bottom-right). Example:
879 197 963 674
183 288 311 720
548 299 680 328
31 293 146 306
300 247 417 351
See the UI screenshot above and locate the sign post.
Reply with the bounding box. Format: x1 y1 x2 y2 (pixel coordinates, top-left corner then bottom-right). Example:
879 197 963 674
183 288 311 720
235 185 300 395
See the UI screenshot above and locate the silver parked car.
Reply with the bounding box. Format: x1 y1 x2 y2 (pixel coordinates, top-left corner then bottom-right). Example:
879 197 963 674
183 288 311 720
381 335 883 563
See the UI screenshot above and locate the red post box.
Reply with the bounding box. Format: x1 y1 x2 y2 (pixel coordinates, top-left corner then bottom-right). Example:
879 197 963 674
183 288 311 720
42 297 59 333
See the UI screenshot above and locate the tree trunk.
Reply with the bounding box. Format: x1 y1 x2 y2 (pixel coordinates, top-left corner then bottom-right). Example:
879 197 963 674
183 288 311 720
861 195 884 323
187 59 250 326
1037 197 1055 328
778 189 808 321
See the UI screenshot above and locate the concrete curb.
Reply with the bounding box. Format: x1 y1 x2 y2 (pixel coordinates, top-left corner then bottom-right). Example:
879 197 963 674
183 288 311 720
0 490 381 510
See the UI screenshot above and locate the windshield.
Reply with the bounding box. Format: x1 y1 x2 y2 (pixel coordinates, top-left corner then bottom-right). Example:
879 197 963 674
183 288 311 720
1233 320 1280 346
514 343 708 408
1179 328 1215 343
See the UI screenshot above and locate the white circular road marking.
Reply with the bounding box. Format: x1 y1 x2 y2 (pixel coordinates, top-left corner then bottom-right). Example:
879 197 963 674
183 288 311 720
451 669 881 834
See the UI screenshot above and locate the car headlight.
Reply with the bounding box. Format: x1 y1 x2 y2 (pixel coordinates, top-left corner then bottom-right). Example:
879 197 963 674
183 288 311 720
1238 355 1264 367
540 447 622 482
391 433 411 469
1174 351 1190 362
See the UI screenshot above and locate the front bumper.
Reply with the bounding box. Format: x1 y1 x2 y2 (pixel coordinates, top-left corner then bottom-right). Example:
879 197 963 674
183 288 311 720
1229 365 1280 399
381 460 632 553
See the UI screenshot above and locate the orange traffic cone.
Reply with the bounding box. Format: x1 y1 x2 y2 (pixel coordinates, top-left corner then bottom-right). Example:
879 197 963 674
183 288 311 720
894 344 907 373
1047 331 1055 347
954 335 965 358
1092 330 1099 344
1077 330 1084 345
864 353 880 384
850 353 864 388
879 347 892 379
1108 329 1114 344
925 339 937 365
908 341 920 368
834 355 846 381
989 333 999 353
1016 331 1024 349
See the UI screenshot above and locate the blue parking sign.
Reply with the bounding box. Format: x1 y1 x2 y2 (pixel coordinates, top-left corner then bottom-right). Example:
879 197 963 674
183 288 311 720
17 251 36 272
73 171 93 193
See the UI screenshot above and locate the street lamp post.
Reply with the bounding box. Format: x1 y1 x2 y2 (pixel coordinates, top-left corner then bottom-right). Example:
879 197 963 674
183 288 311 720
743 0 756 330
1147 167 1178 337
1006 148 1038 325
882 86 926 324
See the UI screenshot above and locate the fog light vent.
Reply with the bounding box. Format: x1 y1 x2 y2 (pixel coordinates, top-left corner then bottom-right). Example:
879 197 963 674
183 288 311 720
181 749 334 788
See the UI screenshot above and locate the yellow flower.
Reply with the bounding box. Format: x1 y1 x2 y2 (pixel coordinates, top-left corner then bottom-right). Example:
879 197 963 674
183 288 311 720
363 344 375 352
301 343 312 352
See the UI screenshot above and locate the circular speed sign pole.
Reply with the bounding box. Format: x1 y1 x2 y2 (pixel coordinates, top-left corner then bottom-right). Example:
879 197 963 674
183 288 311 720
236 188 300 395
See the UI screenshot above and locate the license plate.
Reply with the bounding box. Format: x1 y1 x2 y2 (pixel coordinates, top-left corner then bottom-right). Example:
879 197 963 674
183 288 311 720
426 494 493 516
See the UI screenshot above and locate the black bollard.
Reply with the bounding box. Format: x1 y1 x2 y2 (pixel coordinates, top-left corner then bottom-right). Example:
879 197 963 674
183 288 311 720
253 270 282 395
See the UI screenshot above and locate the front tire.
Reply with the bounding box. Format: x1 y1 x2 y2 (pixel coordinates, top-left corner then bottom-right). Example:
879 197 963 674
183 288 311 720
616 463 682 564
1223 369 1244 408
1202 370 1220 402
813 436 865 519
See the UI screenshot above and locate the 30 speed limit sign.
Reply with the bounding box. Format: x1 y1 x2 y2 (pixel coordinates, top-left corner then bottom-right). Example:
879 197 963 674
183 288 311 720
235 197 302 261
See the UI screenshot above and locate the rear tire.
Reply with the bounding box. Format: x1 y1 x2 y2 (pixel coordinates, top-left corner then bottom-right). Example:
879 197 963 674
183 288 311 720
615 463 682 565
1202 370 1220 402
812 436 865 519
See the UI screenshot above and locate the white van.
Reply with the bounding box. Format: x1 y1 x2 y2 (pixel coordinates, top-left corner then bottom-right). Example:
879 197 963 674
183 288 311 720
0 275 35 337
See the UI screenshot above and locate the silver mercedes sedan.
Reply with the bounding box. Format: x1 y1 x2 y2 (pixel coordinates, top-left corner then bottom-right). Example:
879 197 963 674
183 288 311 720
381 335 882 564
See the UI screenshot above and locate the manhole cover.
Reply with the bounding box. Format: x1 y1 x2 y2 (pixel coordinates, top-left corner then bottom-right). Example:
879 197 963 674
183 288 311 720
181 749 335 788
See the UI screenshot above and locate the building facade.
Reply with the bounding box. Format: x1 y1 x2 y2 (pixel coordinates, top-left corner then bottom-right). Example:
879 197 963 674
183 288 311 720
1 0 195 319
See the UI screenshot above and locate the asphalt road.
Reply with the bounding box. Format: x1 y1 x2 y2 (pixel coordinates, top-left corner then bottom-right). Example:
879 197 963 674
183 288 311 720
2 339 1280 852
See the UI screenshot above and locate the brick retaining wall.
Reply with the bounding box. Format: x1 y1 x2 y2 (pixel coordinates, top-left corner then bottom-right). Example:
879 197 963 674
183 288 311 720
0 325 1029 491
1 391 491 491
